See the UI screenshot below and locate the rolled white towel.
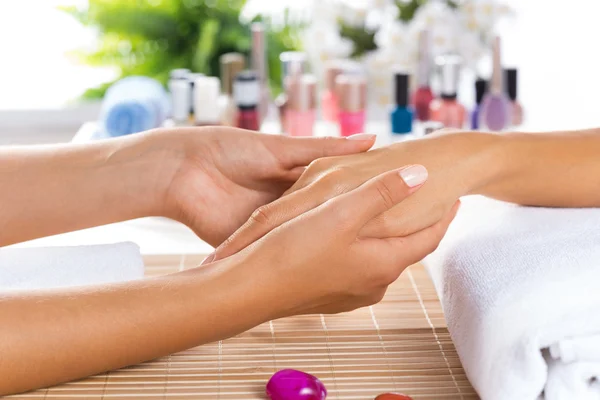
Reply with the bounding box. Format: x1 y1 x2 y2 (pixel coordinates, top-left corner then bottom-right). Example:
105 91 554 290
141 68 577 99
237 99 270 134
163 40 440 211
423 196 600 400
0 242 144 290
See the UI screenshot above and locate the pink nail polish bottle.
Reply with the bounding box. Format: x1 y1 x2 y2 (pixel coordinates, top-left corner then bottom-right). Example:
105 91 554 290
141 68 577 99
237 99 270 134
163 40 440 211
322 60 345 122
286 74 317 137
429 55 466 129
335 74 367 137
412 29 435 121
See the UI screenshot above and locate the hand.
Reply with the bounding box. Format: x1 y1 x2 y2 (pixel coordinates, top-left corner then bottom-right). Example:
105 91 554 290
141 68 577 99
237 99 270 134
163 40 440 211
155 127 375 246
207 130 500 262
221 166 459 316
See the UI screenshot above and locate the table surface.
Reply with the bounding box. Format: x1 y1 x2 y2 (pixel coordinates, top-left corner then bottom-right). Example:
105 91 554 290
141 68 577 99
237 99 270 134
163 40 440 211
9 256 478 400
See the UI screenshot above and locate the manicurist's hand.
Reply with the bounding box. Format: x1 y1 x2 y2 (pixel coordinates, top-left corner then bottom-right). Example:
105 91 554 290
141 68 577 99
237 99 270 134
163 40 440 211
159 127 376 246
208 130 498 262
0 127 374 247
214 166 459 316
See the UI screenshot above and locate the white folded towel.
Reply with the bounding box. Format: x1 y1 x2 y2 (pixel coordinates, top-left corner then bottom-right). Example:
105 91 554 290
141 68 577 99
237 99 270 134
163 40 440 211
0 242 144 290
423 196 600 400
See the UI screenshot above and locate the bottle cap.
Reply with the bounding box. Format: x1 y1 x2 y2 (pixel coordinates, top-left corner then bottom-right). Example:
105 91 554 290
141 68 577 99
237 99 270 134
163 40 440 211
475 78 488 105
416 30 431 87
490 36 504 94
234 70 260 108
193 76 221 124
335 74 367 112
287 74 317 112
170 68 190 80
437 54 462 100
169 79 191 121
394 72 410 107
280 52 307 87
505 68 518 101
325 60 347 92
251 23 268 85
220 53 245 95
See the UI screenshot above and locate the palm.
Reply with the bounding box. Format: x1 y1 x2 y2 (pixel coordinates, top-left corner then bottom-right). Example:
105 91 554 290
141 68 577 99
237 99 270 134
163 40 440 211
169 133 299 246
162 128 374 247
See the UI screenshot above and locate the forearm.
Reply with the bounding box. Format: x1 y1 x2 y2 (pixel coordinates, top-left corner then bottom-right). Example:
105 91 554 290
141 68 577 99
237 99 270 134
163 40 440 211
0 132 178 246
0 256 272 395
476 128 600 207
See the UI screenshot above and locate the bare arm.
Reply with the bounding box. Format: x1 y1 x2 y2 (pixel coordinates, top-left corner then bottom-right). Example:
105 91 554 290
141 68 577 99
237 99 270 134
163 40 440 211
0 165 456 395
480 128 600 207
209 128 600 261
0 133 174 246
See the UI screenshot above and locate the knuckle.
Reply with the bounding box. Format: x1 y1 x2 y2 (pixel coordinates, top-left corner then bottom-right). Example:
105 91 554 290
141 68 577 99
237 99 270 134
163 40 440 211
373 179 396 210
249 205 274 227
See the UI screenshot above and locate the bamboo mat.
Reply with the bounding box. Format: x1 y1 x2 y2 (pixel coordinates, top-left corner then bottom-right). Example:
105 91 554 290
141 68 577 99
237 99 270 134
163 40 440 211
11 254 477 400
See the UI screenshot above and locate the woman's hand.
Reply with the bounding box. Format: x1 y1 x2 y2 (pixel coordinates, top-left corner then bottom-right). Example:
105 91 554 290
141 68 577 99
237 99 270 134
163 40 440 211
219 165 459 316
207 130 502 262
156 127 375 246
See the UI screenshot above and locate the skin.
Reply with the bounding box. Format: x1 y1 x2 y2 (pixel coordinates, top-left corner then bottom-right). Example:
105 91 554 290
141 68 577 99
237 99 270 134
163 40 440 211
210 128 600 262
0 127 376 247
0 127 457 395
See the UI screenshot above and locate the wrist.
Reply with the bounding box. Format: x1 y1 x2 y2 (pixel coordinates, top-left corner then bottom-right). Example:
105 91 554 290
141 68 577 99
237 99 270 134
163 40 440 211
102 130 185 218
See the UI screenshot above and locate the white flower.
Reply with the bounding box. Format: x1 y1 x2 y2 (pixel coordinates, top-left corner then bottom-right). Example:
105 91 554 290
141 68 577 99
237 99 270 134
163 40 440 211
456 30 486 69
409 1 462 56
338 2 368 28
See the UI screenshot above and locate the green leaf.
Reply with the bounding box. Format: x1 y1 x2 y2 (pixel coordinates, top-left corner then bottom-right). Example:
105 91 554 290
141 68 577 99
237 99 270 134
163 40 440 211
192 18 221 72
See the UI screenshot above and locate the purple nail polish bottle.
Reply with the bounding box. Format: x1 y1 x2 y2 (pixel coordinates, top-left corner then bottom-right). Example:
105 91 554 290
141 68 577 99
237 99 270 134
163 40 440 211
471 78 487 130
479 36 511 131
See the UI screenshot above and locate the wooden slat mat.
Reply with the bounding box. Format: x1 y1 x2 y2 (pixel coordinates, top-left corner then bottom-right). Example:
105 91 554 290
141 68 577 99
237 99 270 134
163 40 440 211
11 254 477 399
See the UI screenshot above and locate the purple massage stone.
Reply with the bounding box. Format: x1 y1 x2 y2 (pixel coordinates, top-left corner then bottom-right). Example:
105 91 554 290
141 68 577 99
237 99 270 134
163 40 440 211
266 369 327 400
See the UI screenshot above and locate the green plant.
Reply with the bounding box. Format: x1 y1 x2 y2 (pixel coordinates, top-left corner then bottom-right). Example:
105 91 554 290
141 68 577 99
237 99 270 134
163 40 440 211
60 0 300 99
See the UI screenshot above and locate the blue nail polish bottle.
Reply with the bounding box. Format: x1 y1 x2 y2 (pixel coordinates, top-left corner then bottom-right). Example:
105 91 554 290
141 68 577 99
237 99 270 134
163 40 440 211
390 72 414 134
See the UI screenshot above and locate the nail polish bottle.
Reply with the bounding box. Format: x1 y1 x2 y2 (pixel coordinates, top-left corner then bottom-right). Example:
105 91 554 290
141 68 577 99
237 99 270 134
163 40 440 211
335 74 367 137
390 72 413 134
479 36 511 131
471 78 488 130
233 71 261 131
193 76 221 126
219 53 245 126
169 73 191 125
505 68 523 126
322 60 345 122
251 22 271 124
277 52 307 134
429 55 466 129
287 74 317 137
188 72 205 122
412 30 435 121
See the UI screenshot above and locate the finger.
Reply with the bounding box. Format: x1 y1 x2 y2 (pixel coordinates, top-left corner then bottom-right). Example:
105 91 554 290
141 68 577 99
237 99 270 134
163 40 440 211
211 178 340 262
332 165 429 229
268 133 376 168
384 200 460 267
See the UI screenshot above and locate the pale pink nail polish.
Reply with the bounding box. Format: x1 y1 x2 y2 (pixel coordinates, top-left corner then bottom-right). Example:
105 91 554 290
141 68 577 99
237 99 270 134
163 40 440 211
335 74 367 137
322 60 345 122
399 165 428 188
286 74 317 137
346 133 376 141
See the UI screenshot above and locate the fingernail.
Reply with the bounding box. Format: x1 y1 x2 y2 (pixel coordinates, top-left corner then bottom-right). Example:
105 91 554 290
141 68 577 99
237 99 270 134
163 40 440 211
200 252 215 265
346 133 376 141
399 165 428 188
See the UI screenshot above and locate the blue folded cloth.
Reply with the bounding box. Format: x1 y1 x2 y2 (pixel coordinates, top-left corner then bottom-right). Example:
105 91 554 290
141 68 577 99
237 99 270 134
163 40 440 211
100 76 170 137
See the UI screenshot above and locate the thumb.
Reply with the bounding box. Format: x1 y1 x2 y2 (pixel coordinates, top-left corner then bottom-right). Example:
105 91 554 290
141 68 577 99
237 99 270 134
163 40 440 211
335 165 429 228
271 133 376 168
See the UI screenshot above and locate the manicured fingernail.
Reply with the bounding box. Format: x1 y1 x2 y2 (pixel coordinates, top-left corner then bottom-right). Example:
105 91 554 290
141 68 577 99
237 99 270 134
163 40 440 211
399 165 428 187
201 252 215 265
346 133 376 141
